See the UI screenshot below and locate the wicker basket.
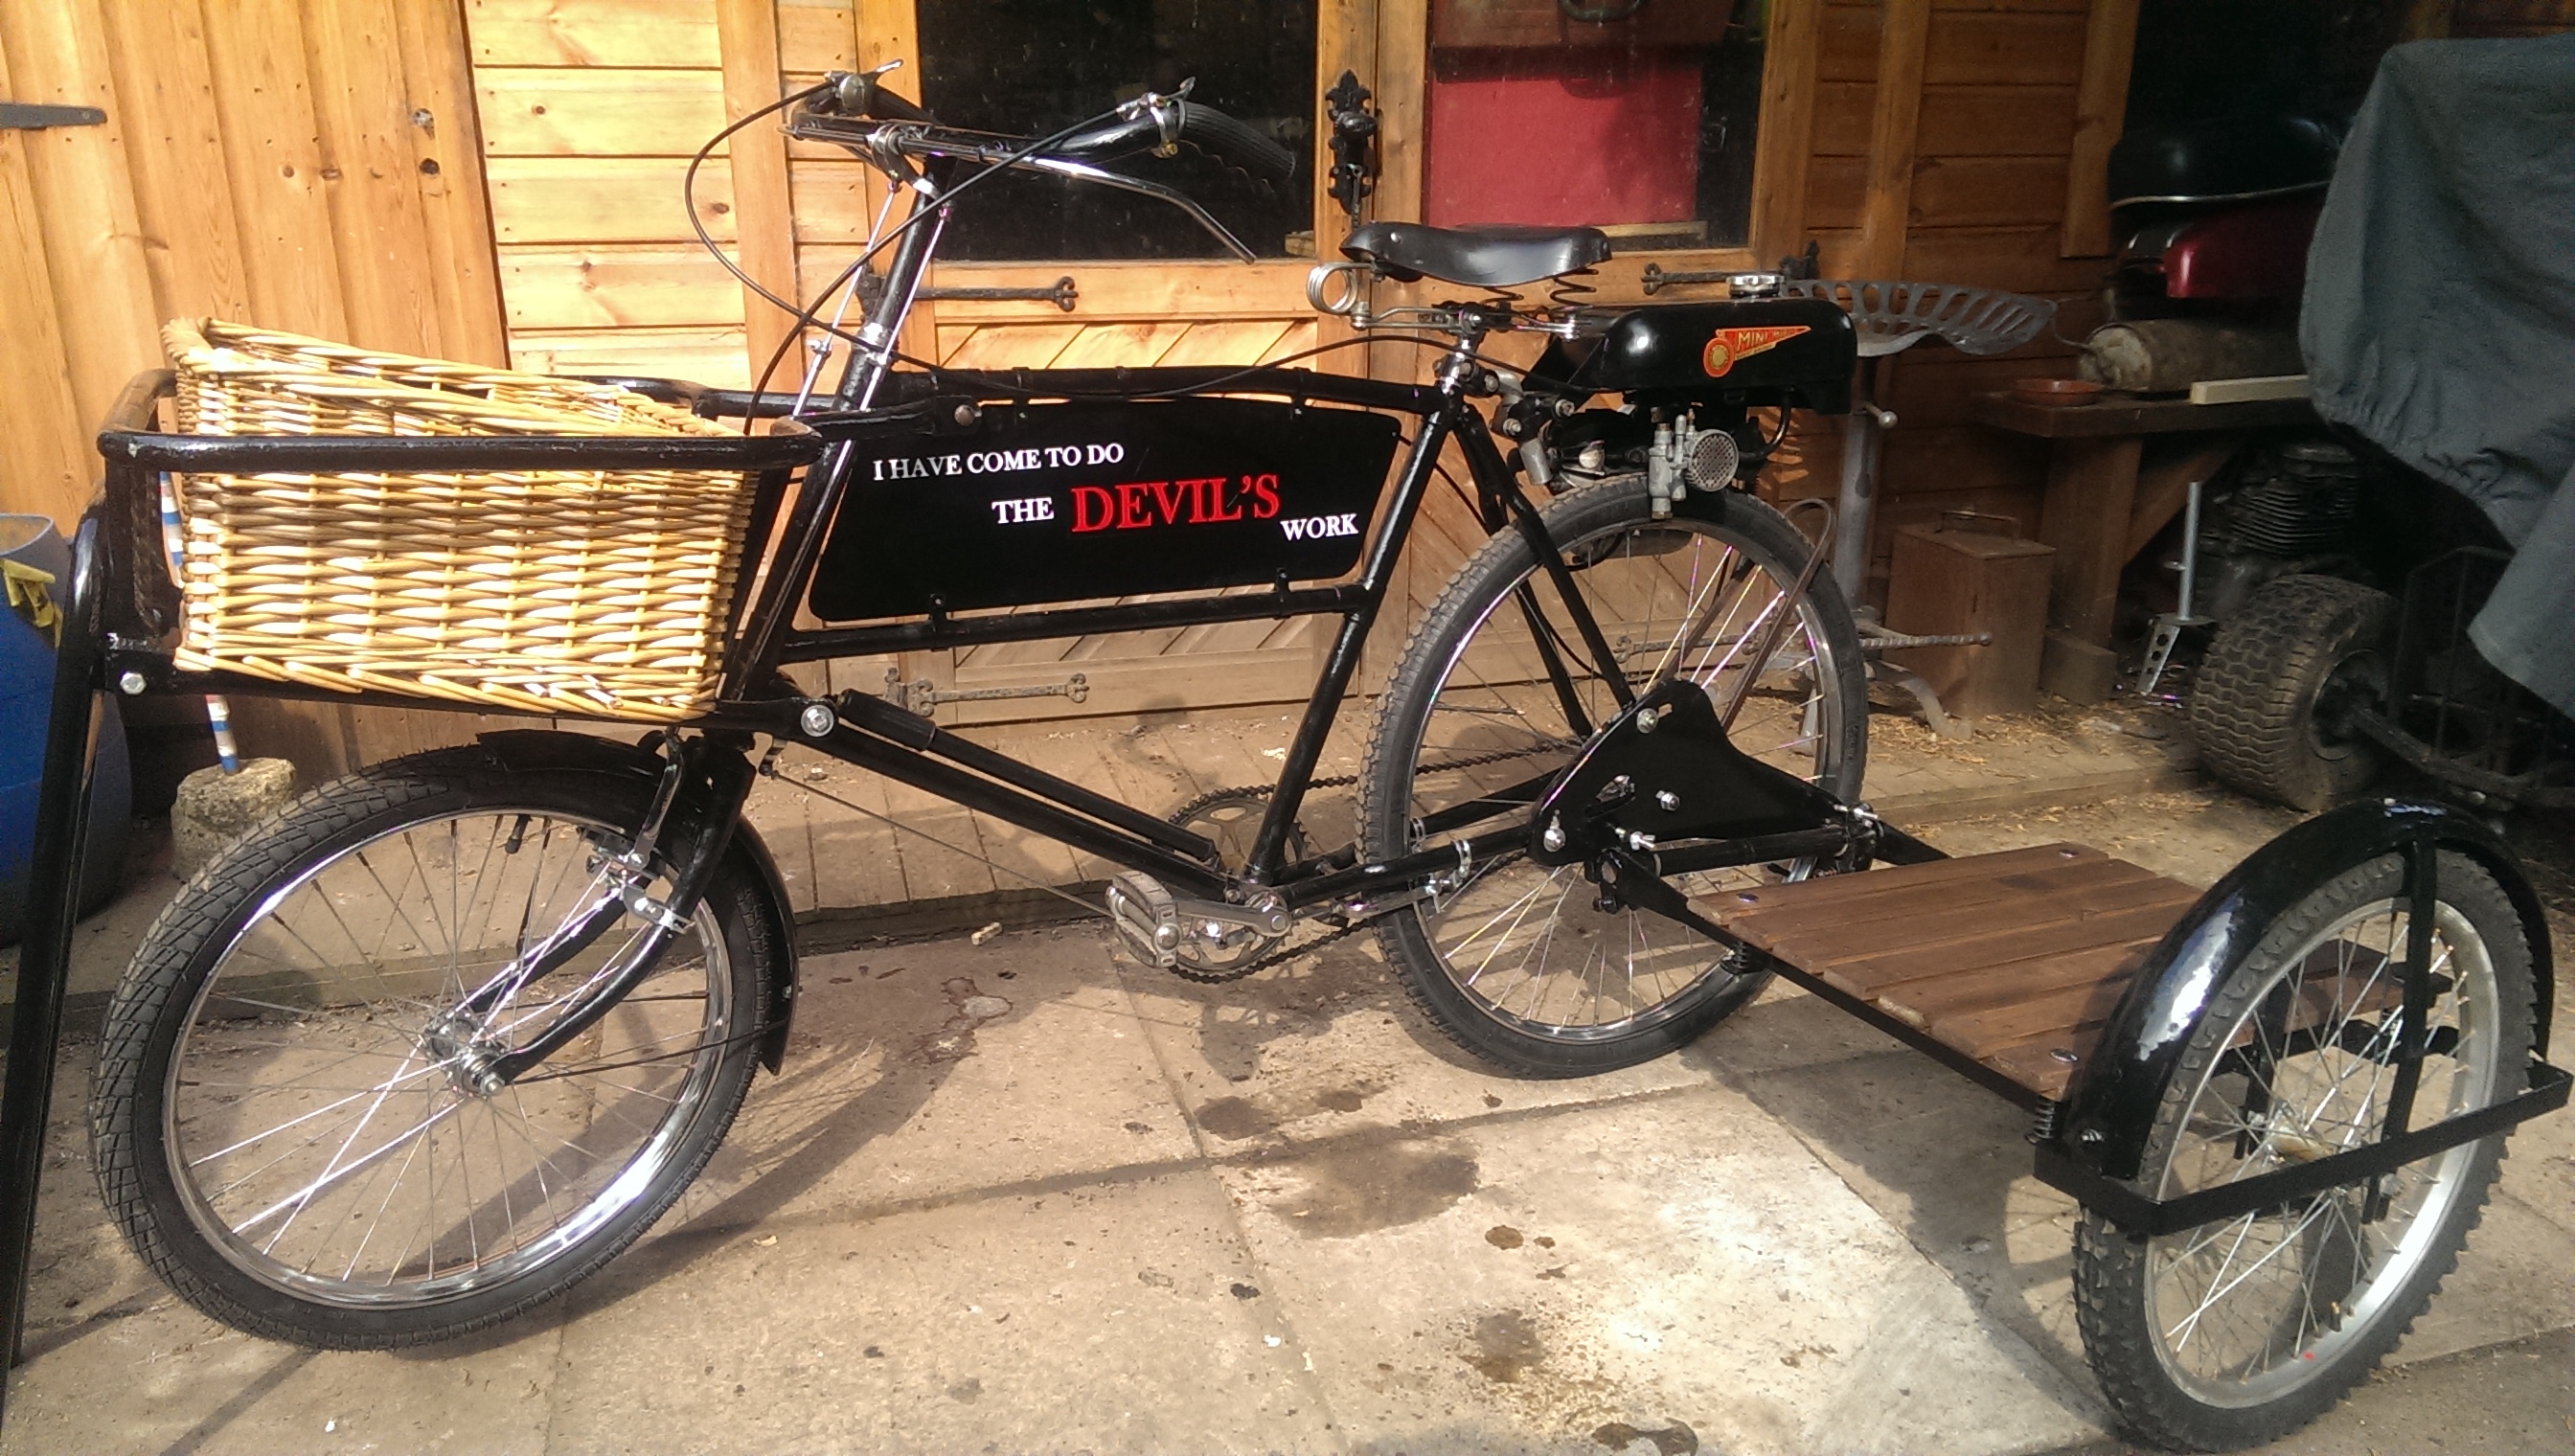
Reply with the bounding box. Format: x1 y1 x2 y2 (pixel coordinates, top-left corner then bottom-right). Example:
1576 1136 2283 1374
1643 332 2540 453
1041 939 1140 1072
163 319 759 721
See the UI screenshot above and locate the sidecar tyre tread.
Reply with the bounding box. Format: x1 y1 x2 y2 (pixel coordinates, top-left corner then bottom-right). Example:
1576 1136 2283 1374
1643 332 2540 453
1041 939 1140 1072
2070 852 2531 1451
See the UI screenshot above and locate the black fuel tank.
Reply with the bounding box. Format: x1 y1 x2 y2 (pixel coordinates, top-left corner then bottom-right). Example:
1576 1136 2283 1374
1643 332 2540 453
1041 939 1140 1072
1538 298 1855 413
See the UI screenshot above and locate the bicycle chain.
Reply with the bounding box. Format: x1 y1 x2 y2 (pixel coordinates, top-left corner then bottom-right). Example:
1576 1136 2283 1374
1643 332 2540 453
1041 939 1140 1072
1155 743 1561 986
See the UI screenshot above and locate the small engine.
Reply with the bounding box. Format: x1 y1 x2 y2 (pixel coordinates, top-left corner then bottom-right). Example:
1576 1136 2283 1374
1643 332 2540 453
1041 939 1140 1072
2195 438 2363 622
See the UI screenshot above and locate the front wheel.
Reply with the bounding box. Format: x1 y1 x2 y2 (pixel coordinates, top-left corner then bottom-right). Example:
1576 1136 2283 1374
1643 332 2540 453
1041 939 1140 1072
1361 478 1867 1077
89 745 777 1349
2072 851 2535 1450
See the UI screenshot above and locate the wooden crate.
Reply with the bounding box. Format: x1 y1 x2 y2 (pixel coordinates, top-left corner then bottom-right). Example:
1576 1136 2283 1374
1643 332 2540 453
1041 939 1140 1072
1884 521 2054 720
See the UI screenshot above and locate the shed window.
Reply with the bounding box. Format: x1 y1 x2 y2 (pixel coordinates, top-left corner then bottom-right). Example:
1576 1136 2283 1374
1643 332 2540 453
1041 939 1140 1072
915 0 1317 262
1424 0 1766 249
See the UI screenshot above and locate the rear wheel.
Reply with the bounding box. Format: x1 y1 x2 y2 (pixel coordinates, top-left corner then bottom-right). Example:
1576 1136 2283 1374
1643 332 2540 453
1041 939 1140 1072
1361 478 1867 1077
2072 851 2534 1450
2191 575 2395 811
90 746 775 1348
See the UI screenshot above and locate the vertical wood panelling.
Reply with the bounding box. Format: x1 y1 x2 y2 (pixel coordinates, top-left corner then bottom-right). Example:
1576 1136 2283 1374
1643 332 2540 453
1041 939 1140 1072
1855 0 1931 276
0 41 90 528
0 1 163 462
2060 0 2139 258
716 0 801 379
0 0 511 774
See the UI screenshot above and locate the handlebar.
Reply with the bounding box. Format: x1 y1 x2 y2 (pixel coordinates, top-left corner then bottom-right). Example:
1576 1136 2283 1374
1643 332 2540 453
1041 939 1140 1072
808 72 1293 181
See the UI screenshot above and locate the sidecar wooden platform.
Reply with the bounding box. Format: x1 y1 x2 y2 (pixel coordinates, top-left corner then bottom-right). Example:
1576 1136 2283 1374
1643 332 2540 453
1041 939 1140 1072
1698 841 2201 1101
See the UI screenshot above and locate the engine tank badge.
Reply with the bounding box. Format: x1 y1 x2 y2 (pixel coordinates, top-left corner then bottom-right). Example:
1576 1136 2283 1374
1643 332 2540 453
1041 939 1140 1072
1702 324 1812 377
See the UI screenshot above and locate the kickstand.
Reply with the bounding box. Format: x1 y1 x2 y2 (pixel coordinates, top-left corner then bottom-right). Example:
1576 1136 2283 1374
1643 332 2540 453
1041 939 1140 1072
2137 478 2213 697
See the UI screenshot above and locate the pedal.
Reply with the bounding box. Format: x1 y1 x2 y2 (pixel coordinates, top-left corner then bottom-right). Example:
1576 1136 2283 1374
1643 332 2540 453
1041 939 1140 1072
1104 871 1290 975
1105 872 1183 968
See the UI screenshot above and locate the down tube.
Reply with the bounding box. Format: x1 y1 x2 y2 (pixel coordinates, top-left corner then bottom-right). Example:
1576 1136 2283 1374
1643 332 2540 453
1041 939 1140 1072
1246 399 1463 879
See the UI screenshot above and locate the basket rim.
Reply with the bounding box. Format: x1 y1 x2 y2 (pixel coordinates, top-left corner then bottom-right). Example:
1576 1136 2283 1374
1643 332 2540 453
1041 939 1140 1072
164 317 729 439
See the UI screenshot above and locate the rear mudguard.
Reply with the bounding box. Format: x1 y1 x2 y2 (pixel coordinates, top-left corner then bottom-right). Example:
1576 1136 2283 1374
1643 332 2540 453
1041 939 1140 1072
476 729 799 1073
2052 797 2553 1183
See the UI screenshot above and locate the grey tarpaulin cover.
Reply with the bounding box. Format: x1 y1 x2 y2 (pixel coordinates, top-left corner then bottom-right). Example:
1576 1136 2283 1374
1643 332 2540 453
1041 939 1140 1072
2302 34 2575 717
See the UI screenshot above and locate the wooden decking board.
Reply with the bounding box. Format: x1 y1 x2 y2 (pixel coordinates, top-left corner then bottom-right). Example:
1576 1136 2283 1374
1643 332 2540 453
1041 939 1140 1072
1704 842 2103 925
1753 860 2171 966
1936 976 2141 1058
1697 843 2206 1099
1888 938 2163 1018
1719 853 2150 945
1988 1038 2104 1101
1815 889 2199 995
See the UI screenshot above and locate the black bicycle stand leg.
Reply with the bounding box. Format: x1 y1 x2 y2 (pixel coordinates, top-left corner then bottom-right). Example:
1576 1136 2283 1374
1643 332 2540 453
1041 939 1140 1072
1 528 105 1414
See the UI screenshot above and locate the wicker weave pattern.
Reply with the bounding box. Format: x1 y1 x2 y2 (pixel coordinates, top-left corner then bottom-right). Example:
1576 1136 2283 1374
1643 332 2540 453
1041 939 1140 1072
165 319 757 721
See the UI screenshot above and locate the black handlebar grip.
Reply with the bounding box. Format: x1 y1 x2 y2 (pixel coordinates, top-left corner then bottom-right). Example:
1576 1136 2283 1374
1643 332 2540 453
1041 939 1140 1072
1178 103 1295 181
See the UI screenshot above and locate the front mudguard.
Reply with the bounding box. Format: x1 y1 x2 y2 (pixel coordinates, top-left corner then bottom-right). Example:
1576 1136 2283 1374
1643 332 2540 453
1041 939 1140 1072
476 730 800 1073
2050 797 2553 1184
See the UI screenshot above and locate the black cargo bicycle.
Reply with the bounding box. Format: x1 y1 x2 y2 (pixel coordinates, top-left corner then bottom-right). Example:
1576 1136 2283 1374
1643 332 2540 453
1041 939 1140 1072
10 68 2564 1453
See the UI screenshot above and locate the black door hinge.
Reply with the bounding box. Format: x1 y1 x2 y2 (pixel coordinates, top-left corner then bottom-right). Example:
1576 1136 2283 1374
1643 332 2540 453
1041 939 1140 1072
1324 71 1378 227
0 102 106 130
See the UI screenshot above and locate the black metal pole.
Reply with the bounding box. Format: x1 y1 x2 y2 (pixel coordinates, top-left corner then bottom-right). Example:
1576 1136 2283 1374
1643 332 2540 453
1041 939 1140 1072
0 513 105 1420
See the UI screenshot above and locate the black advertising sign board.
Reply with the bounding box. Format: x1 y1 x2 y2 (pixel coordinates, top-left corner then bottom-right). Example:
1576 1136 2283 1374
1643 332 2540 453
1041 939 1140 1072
809 398 1401 622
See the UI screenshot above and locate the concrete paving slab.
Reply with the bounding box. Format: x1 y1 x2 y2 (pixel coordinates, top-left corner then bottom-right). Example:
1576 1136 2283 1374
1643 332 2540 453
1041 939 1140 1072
543 1174 1337 1456
1212 1086 2106 1456
672 931 1199 1230
1119 936 1718 1149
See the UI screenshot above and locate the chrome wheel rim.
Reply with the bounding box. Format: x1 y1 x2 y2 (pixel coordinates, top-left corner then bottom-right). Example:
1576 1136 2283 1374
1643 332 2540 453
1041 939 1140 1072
2143 895 2501 1405
1401 512 1853 1037
163 809 733 1308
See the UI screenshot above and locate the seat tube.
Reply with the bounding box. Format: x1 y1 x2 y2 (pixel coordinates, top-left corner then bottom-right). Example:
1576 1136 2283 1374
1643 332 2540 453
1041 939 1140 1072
1245 350 1482 880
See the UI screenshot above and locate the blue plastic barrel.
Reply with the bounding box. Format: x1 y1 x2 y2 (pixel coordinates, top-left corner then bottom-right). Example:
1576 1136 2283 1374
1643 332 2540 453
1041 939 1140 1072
0 516 130 947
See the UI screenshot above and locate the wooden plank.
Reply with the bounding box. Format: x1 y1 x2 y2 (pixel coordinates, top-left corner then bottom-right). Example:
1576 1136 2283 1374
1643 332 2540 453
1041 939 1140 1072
500 245 748 330
1785 872 2197 976
1856 0 1931 278
1044 322 1193 371
1730 856 2156 952
1751 0 1826 262
486 156 734 243
1891 936 2159 1018
202 0 350 337
475 67 729 156
1803 154 1865 231
776 0 861 72
2124 436 2247 562
940 323 1082 371
1920 84 2081 157
1908 155 2070 228
303 0 444 356
2038 435 2142 643
1934 974 2136 1058
717 0 801 388
392 0 512 365
1820 889 2195 999
1703 842 2105 921
0 41 88 528
509 326 753 387
97 0 254 322
1153 320 1296 367
1925 11 2089 86
464 0 720 67
1903 223 2119 293
0 0 163 444
2062 0 2141 257
1817 4 1881 82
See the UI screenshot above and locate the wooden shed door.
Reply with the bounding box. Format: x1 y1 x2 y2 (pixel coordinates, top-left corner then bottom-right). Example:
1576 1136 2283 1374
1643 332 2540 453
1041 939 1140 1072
853 0 1379 725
